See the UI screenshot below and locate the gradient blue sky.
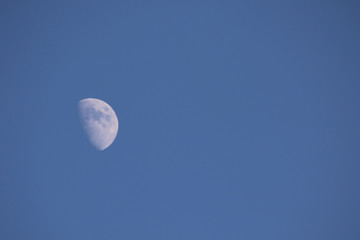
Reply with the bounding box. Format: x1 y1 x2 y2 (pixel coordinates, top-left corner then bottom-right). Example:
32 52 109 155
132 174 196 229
1 1 360 239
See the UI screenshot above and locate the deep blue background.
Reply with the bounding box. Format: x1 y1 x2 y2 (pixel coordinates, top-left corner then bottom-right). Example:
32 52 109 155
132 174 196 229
1 1 360 239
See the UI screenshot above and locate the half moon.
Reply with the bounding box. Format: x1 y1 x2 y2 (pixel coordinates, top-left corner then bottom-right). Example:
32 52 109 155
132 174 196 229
78 98 119 150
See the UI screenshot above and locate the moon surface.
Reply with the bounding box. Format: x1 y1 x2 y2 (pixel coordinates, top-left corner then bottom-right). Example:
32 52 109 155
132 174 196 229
78 98 118 150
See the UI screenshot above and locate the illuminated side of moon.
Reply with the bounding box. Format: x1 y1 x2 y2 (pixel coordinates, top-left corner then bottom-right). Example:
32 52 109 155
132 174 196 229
78 98 118 150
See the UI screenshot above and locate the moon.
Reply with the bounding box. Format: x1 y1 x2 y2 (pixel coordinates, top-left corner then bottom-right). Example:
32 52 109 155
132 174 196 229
78 98 119 150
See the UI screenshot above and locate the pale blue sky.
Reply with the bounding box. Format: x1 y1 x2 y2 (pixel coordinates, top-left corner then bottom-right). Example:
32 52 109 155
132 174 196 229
1 1 360 239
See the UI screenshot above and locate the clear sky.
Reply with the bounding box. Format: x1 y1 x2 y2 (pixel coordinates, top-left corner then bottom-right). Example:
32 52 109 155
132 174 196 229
1 1 360 239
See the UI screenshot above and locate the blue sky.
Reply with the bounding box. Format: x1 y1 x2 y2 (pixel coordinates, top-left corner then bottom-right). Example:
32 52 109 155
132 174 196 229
1 1 360 239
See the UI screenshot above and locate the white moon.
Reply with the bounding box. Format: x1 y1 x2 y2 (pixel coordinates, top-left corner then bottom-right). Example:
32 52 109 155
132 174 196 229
78 98 118 150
